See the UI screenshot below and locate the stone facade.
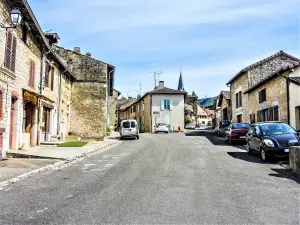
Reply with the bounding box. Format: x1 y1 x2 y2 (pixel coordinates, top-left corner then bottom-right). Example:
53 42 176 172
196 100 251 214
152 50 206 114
109 89 121 129
53 46 114 141
228 51 300 124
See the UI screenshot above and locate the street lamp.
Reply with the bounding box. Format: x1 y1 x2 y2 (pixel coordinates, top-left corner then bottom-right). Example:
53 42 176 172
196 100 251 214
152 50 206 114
0 9 22 29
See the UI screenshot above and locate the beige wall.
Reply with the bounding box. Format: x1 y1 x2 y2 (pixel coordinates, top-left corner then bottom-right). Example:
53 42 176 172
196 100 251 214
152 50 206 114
109 90 120 129
289 81 300 130
151 94 184 133
231 72 249 123
196 105 212 125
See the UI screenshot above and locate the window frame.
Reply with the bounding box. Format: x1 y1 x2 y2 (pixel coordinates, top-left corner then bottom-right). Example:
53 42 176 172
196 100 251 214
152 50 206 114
4 31 17 72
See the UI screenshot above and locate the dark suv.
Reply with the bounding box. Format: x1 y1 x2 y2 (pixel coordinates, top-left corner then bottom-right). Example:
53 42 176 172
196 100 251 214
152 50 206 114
246 122 300 161
215 120 230 136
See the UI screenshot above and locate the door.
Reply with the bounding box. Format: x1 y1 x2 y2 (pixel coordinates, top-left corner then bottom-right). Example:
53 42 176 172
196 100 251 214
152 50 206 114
252 125 262 151
42 107 51 141
9 97 17 149
247 125 255 148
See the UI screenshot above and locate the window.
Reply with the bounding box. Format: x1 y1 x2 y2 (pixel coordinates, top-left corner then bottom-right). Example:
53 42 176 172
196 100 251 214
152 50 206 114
44 62 50 87
259 89 266 103
161 99 173 111
130 121 136 128
4 31 17 72
29 60 35 88
122 121 130 128
50 67 54 91
137 105 140 112
260 123 295 136
274 105 279 121
141 103 144 112
258 106 279 122
21 24 28 44
130 107 133 114
232 123 250 129
250 113 256 124
235 91 242 108
22 104 27 132
200 116 206 119
133 105 136 113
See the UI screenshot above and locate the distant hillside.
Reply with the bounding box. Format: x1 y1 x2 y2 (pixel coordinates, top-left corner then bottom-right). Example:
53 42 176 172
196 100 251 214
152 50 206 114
198 96 217 110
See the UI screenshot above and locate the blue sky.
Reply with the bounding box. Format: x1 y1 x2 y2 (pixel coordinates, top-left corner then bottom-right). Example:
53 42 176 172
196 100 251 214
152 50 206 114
28 0 300 98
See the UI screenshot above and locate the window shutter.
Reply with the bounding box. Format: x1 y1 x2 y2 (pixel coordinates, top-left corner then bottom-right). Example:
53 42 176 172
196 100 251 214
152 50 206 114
236 93 238 108
257 111 261 122
11 37 17 72
44 62 49 87
160 100 164 111
51 67 54 91
4 32 13 70
259 91 262 103
170 100 173 111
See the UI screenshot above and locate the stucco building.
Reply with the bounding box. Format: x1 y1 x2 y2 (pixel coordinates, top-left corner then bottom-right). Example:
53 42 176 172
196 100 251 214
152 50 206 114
216 91 231 121
120 81 186 133
226 51 300 126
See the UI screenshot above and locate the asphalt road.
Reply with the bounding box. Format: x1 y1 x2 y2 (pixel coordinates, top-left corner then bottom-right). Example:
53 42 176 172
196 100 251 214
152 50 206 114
1 130 299 225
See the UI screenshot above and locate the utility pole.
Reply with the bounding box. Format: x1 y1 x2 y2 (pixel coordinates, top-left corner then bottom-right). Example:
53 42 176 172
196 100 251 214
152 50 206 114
139 83 142 95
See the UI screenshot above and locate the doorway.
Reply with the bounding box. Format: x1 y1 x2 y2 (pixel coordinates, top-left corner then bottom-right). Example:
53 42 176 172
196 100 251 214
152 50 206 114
9 97 17 149
42 107 51 142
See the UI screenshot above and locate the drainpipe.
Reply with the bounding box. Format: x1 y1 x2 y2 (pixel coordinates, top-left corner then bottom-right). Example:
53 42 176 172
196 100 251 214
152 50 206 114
37 53 44 145
57 69 64 135
106 68 115 131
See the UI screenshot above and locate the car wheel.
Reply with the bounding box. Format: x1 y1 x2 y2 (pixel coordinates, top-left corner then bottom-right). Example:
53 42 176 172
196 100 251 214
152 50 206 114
246 141 252 154
228 138 232 145
120 137 123 140
260 148 270 162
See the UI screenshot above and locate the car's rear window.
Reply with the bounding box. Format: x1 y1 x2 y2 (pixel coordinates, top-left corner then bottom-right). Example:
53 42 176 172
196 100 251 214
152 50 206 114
220 121 230 127
122 121 130 128
158 123 166 126
232 123 250 129
131 121 136 128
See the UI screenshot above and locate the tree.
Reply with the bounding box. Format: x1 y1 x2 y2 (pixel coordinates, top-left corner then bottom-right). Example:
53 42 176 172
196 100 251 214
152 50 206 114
185 115 191 124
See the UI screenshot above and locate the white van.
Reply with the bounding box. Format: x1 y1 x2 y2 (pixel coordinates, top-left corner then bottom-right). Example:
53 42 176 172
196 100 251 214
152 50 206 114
120 120 139 140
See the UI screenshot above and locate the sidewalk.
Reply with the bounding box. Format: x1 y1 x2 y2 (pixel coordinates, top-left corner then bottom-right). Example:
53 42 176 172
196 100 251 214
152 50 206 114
0 133 121 189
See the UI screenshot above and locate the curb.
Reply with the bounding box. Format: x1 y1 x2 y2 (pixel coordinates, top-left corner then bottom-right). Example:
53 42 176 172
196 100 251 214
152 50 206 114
0 140 122 190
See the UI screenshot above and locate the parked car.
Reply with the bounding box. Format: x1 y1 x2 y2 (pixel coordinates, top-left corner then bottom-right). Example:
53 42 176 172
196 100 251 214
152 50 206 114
119 120 139 140
185 123 196 129
246 122 300 161
215 120 230 136
155 123 169 133
225 123 250 144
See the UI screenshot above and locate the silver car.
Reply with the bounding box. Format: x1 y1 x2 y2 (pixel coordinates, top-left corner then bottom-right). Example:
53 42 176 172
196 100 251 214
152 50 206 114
185 123 196 129
120 120 139 140
155 123 169 133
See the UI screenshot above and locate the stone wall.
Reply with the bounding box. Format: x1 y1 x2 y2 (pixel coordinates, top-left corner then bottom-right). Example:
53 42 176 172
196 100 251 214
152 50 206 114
53 46 109 140
231 72 249 123
109 90 120 129
247 73 289 124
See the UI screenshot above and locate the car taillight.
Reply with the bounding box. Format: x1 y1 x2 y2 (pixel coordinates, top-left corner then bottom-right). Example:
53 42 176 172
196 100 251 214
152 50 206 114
165 125 168 128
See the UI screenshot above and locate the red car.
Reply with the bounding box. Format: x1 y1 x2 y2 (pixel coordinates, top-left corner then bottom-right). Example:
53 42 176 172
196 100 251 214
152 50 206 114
225 123 250 144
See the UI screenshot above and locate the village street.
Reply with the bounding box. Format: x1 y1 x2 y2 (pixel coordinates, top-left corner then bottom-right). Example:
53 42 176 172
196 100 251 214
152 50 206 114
0 131 299 225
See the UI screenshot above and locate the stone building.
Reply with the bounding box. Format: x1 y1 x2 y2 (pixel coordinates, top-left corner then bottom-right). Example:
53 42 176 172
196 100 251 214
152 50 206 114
216 91 231 121
53 46 115 141
109 89 121 129
0 0 74 158
289 77 300 130
226 51 300 125
120 81 186 133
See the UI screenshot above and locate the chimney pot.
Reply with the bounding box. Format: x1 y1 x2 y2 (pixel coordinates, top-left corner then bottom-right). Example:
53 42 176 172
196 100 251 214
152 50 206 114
74 47 81 54
86 52 91 57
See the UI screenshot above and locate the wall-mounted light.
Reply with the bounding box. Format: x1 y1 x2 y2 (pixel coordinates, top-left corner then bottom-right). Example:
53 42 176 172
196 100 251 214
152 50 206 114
0 9 22 29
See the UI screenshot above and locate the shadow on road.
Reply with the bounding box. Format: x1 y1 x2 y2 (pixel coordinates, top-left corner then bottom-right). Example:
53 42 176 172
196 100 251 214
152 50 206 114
268 168 300 184
226 152 273 164
185 130 246 149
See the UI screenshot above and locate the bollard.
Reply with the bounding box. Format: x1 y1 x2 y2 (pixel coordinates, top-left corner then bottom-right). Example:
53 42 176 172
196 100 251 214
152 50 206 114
289 146 300 174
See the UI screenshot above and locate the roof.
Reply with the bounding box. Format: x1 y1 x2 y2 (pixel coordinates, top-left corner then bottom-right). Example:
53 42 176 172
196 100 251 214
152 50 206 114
290 77 300 86
113 89 121 95
204 109 215 115
54 45 115 70
221 91 231 100
150 87 187 95
226 50 300 85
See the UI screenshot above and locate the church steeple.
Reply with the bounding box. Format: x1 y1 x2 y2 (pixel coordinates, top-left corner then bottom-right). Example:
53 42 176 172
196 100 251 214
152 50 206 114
178 68 184 91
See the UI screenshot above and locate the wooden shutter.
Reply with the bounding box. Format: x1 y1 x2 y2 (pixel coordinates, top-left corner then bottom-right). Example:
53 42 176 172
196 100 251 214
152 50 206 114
29 60 35 88
160 100 164 111
44 62 49 87
4 32 14 71
51 67 54 91
11 37 17 72
257 111 261 122
170 100 173 111
274 106 279 121
259 91 262 103
236 93 238 108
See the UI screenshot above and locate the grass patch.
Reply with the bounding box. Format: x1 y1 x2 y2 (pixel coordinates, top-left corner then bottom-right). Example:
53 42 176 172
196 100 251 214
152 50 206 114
58 141 88 147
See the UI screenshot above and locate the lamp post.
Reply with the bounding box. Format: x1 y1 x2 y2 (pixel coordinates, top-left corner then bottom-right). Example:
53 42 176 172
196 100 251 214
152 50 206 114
0 9 22 29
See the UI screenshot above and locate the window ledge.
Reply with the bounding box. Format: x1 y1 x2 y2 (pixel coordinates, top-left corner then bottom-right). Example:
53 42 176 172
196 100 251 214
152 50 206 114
0 67 16 80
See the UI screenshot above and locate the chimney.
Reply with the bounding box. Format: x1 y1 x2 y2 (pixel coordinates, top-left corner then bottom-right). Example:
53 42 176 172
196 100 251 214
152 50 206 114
74 47 81 54
158 81 164 89
128 97 133 101
86 52 91 57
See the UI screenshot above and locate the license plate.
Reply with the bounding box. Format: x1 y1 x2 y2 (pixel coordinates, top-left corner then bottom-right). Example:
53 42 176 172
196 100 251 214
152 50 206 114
284 149 289 153
240 136 246 138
